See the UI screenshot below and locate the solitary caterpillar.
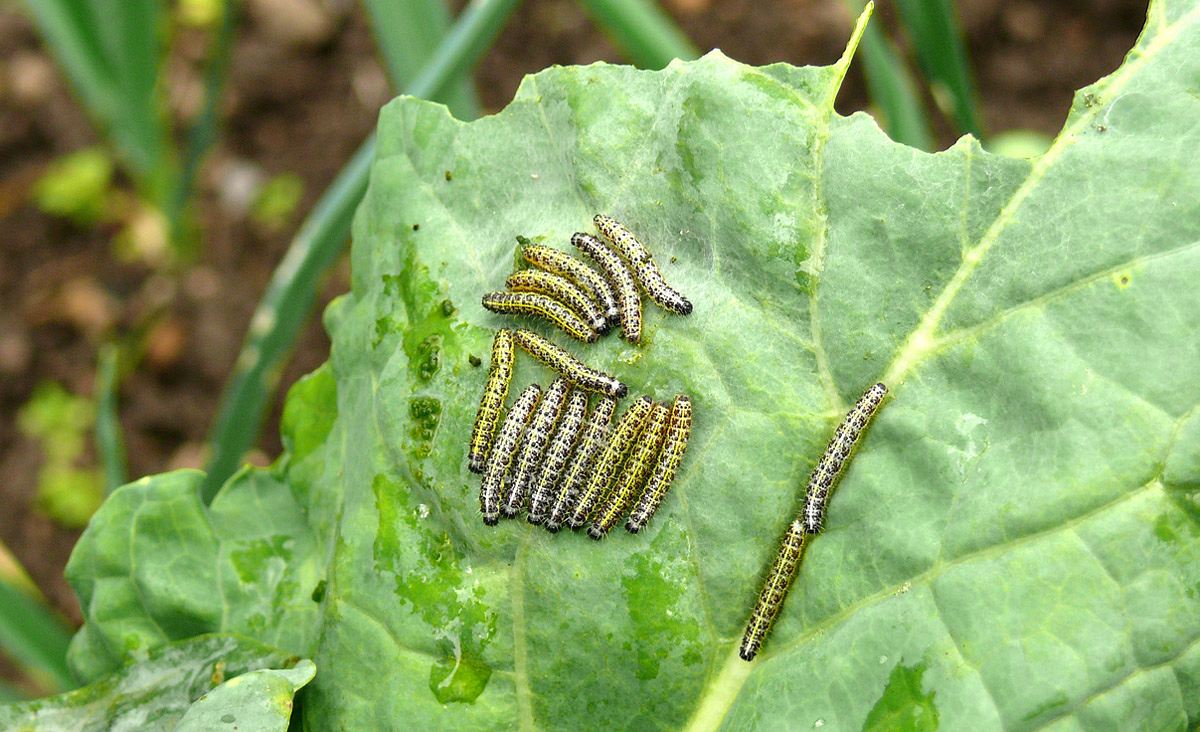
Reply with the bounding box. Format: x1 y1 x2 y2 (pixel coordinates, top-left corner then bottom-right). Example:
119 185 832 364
589 401 669 540
802 383 888 533
504 378 571 517
479 384 541 526
568 396 653 529
545 396 617 533
467 329 514 473
482 291 598 343
739 520 807 661
571 232 642 343
521 244 620 325
626 394 692 533
593 214 692 316
506 269 608 334
528 390 589 524
512 329 627 399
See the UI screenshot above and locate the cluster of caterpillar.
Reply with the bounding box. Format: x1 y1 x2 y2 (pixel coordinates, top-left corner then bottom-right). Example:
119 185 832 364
469 215 694 535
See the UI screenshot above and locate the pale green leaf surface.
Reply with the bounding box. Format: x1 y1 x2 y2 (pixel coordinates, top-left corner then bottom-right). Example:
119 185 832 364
174 658 315 731
0 635 299 731
63 2 1200 729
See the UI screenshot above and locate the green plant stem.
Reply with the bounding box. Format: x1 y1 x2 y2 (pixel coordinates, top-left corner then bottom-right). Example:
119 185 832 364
95 343 128 494
361 0 481 119
0 581 75 694
577 0 698 68
166 0 240 251
857 21 934 150
894 0 981 138
201 0 522 501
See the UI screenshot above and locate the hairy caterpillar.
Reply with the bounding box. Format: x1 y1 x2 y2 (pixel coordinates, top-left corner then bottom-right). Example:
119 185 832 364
802 383 888 533
588 401 669 540
503 378 572 517
567 396 653 529
593 214 692 316
467 329 514 473
571 232 642 343
626 394 692 533
512 329 627 399
527 390 589 524
506 269 608 334
482 291 598 343
545 396 617 533
479 384 541 526
739 520 807 661
521 244 619 325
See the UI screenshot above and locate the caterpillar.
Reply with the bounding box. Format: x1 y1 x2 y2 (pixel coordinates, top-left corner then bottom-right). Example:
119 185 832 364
527 390 588 524
503 378 571 517
482 291 598 343
739 520 807 662
506 269 608 334
567 396 653 529
512 329 627 399
466 329 515 473
479 384 541 526
589 401 670 540
626 394 692 533
571 232 642 343
521 244 620 325
802 383 888 533
593 214 692 316
545 396 617 533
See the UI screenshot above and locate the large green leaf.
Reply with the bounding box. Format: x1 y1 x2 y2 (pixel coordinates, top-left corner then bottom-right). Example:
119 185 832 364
0 635 306 730
63 1 1200 728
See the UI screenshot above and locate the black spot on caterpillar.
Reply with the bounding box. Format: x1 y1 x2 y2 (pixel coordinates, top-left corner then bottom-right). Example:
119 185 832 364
482 291 598 343
626 394 692 534
480 384 541 526
568 396 653 529
506 269 608 334
467 329 514 473
571 232 642 343
589 401 670 540
512 329 627 399
802 383 888 533
503 378 572 518
593 214 692 316
521 244 619 325
528 390 588 525
739 520 807 661
545 396 617 533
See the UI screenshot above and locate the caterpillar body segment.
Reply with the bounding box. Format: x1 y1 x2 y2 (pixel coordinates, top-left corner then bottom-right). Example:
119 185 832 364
589 402 670 540
528 390 588 524
739 520 807 661
626 394 693 533
545 397 617 532
506 269 608 334
567 396 653 529
480 384 541 525
504 378 571 518
467 329 514 473
482 291 598 343
521 244 620 325
593 214 692 316
512 329 627 399
801 383 888 533
571 232 642 343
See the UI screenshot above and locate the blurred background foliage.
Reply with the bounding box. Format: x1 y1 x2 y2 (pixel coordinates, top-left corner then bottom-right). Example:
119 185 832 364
0 0 1148 700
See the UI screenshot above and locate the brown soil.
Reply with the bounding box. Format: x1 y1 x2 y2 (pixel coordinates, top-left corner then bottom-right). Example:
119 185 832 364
0 0 1146 693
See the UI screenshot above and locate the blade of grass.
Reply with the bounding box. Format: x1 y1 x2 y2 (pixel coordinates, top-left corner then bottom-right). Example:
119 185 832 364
95 343 128 494
894 0 981 138
576 0 698 69
21 0 115 131
166 0 240 251
362 0 481 119
857 18 934 149
0 580 75 694
201 0 523 500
